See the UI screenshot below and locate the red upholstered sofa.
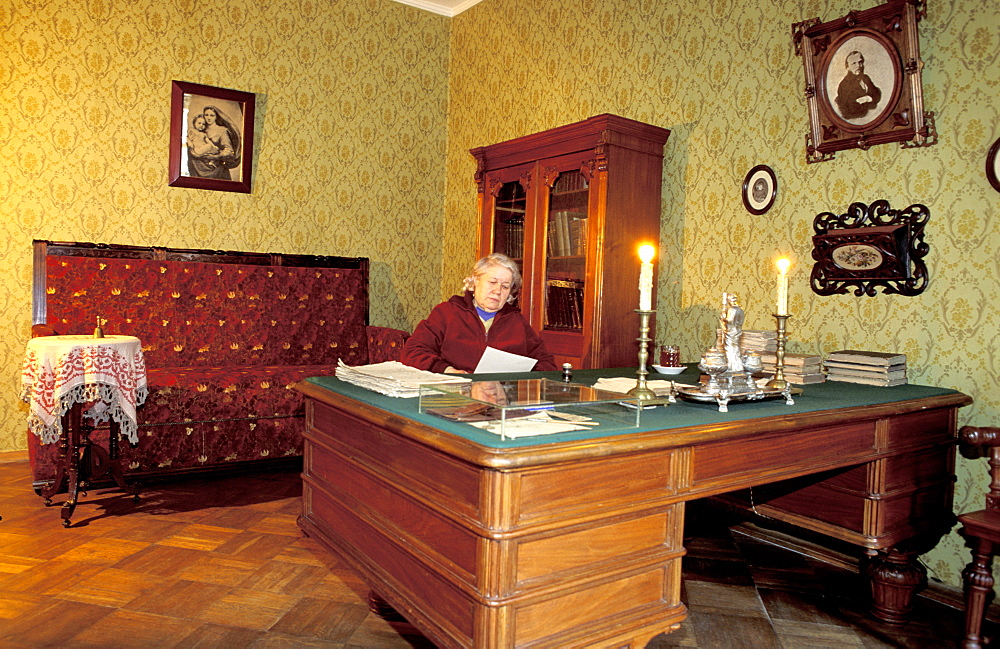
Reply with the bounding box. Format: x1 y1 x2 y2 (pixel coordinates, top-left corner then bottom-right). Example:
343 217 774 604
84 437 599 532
27 240 408 487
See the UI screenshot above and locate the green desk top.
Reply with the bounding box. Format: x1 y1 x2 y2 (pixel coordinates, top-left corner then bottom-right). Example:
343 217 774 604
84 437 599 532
304 366 967 449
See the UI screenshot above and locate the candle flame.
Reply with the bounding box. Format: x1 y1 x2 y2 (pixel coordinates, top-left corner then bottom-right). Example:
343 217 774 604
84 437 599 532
777 258 791 275
638 244 656 263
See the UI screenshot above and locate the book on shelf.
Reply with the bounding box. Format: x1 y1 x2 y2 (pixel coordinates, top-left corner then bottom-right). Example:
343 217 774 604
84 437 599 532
761 353 821 367
825 350 906 366
824 360 906 375
544 278 583 330
503 219 524 259
568 217 587 256
827 373 908 387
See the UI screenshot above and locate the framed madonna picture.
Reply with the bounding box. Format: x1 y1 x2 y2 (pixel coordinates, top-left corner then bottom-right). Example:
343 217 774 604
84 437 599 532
792 0 934 163
168 81 256 193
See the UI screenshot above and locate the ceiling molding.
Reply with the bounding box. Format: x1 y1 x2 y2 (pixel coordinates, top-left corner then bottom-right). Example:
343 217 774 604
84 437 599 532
388 0 484 17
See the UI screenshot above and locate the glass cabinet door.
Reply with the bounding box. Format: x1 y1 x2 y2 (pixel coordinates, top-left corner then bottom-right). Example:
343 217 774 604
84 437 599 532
542 170 589 333
491 180 526 264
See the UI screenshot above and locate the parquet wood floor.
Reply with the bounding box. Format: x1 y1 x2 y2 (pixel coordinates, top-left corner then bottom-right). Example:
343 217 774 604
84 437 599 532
0 458 984 648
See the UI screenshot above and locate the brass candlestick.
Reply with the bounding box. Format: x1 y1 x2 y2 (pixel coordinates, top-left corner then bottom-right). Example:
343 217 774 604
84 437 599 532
765 313 791 390
628 309 657 401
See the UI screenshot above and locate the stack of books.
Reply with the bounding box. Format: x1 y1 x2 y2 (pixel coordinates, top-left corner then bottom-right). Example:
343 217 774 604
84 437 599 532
824 350 907 387
740 330 777 354
761 353 825 384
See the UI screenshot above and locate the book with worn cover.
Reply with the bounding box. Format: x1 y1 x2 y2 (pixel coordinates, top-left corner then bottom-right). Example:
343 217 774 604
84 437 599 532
827 373 907 387
785 372 826 384
826 350 906 366
825 360 906 375
761 353 822 366
764 364 822 376
827 368 907 382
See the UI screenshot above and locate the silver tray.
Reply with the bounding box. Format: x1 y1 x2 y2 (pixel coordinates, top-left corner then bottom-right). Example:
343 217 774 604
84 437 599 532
674 385 801 412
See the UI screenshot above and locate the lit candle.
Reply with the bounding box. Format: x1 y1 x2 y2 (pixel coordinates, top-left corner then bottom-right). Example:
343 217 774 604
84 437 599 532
638 245 655 311
776 257 791 315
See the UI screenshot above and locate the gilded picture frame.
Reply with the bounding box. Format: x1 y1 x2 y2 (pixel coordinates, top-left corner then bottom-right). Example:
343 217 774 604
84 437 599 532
792 0 934 163
168 81 255 194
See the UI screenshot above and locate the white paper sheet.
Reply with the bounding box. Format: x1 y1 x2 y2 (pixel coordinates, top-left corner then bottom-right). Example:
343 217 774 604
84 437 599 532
474 346 538 373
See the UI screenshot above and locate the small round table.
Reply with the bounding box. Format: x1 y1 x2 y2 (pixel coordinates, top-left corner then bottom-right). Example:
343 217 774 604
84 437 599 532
20 334 148 527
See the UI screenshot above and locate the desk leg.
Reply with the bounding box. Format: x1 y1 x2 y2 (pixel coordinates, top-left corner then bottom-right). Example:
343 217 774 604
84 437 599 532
368 591 406 622
865 547 927 624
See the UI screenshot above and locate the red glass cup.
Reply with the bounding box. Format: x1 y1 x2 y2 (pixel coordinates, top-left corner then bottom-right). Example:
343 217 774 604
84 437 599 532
659 345 680 367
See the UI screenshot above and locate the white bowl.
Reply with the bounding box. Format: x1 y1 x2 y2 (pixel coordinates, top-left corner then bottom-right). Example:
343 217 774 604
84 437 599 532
652 365 686 375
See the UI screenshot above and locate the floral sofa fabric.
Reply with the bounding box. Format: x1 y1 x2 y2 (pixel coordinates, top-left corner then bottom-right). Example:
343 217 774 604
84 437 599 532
28 240 408 486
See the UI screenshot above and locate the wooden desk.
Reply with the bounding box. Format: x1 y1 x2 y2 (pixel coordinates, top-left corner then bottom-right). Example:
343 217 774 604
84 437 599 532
296 369 971 648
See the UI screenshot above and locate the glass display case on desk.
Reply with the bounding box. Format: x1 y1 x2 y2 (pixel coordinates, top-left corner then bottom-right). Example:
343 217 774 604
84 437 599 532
418 378 641 440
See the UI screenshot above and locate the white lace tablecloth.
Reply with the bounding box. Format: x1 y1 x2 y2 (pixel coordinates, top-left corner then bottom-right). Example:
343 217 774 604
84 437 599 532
20 335 148 445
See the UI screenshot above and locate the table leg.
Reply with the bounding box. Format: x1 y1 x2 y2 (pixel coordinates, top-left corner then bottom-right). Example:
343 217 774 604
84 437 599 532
59 404 84 528
85 420 140 501
44 403 140 528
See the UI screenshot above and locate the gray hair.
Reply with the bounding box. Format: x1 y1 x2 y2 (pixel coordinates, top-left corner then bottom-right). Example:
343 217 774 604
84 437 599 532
462 253 521 304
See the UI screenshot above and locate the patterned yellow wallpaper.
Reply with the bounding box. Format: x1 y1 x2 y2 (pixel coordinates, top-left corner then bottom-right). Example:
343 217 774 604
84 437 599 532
445 0 999 587
3 0 998 592
2 2 450 443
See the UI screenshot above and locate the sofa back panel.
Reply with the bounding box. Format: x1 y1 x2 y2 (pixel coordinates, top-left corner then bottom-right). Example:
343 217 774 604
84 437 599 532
37 241 371 368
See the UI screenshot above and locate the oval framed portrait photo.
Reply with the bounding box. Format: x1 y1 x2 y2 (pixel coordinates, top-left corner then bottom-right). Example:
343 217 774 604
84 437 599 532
820 29 901 132
742 165 777 215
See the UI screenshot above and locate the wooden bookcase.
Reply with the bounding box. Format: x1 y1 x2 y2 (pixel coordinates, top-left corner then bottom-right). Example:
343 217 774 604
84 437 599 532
471 114 671 369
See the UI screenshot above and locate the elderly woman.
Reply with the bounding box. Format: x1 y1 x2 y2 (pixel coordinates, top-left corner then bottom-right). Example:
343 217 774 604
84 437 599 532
401 253 557 374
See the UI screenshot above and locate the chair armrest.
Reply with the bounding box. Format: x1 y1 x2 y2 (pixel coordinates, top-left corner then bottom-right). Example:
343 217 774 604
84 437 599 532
961 426 1000 455
366 326 410 364
961 426 1000 512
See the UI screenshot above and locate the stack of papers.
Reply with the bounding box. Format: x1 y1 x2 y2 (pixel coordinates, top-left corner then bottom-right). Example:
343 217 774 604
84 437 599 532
335 360 469 398
592 377 689 396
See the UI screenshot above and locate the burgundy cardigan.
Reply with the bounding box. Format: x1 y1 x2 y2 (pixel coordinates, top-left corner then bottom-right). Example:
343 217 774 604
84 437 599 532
401 292 557 373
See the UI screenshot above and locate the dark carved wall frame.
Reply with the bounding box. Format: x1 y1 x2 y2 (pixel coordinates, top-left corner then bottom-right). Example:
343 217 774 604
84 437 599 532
810 199 929 296
792 0 934 163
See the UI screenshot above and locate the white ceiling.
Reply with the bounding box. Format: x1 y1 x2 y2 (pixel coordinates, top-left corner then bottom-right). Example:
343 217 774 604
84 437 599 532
388 0 485 17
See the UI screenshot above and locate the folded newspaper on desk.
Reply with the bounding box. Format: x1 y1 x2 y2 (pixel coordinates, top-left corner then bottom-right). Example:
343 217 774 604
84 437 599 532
336 360 469 398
